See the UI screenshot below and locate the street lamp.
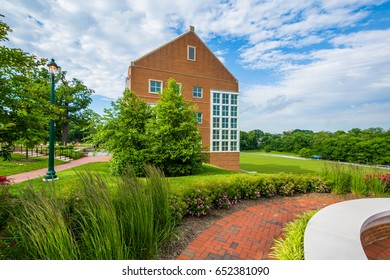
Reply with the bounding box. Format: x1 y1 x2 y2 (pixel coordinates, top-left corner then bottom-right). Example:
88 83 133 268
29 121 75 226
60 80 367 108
44 58 59 181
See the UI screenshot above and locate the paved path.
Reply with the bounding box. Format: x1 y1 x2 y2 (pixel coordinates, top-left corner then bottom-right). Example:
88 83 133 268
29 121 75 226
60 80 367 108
7 156 111 184
177 196 343 260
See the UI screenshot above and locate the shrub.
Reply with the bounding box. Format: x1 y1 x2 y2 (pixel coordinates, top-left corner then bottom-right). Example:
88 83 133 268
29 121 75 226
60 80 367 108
174 174 331 217
0 176 11 230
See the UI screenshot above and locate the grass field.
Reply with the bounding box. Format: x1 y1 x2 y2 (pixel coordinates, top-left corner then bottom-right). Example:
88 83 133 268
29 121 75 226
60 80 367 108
240 152 323 174
1 153 66 176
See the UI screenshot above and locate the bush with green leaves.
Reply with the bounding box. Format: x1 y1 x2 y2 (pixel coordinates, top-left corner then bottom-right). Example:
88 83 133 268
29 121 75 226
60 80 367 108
176 174 331 217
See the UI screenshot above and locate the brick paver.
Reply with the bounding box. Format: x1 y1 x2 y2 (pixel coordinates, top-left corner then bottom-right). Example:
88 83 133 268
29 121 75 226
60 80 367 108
7 155 111 184
177 196 343 260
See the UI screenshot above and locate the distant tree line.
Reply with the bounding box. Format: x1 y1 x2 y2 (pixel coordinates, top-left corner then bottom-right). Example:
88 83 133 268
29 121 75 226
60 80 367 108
240 128 390 165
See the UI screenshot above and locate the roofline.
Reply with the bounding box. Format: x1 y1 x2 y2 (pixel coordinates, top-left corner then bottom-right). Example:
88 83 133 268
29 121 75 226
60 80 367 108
130 27 238 81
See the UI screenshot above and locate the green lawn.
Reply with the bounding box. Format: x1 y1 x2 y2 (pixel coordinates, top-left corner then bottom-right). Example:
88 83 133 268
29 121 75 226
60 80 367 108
1 153 66 176
240 152 323 174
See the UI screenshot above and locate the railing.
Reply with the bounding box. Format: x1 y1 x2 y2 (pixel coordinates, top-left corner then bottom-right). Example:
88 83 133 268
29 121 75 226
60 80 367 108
12 145 85 160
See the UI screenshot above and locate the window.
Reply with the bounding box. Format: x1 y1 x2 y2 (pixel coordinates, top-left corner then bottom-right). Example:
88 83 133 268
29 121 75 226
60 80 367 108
231 106 238 117
193 86 202 98
213 105 220 116
231 95 238 105
222 141 229 151
176 82 182 94
231 118 237 128
149 80 162 94
187 45 196 61
213 93 220 104
222 118 229 128
222 106 229 116
222 94 229 104
213 117 220 128
210 90 240 153
222 130 229 140
197 112 202 124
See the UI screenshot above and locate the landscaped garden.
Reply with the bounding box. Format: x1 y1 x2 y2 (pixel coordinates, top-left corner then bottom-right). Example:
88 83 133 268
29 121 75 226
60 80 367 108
1 151 389 260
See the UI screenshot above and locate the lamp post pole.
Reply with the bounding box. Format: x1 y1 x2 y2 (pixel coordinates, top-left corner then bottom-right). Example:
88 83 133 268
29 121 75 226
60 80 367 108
44 58 58 181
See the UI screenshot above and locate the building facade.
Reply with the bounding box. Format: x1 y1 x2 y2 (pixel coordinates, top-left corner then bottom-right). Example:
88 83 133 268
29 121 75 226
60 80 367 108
127 26 240 171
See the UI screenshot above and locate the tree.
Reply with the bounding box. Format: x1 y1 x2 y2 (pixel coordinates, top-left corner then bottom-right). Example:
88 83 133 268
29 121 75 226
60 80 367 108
0 15 50 159
92 89 150 175
147 79 202 176
55 70 93 145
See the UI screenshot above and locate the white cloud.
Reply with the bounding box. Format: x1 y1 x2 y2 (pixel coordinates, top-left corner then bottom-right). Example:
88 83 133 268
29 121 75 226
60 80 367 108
240 28 390 132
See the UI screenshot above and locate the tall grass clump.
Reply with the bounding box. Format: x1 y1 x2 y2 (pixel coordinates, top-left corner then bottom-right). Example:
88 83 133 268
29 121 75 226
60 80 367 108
10 165 176 260
270 210 317 260
12 183 79 260
321 162 352 194
74 172 127 259
115 165 176 259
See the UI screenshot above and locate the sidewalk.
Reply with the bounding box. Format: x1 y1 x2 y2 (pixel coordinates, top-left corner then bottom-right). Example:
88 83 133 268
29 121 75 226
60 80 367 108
177 196 343 260
8 155 111 184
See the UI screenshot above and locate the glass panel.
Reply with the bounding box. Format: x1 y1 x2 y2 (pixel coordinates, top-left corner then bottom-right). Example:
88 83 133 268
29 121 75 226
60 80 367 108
197 113 202 124
213 105 220 116
212 141 220 151
231 106 237 117
222 130 229 140
222 106 229 116
222 94 229 104
231 118 237 128
213 117 220 128
213 93 220 104
213 130 220 140
231 142 237 151
231 95 238 105
222 118 229 128
222 141 229 151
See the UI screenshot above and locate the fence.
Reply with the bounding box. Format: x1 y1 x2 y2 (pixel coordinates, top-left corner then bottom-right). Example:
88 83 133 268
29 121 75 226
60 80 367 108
12 145 83 160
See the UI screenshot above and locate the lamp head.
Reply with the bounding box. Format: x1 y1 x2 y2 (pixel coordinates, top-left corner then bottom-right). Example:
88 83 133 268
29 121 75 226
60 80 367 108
47 58 58 74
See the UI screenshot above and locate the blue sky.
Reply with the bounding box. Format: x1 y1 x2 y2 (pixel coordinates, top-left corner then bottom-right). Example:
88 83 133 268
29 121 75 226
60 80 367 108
2 0 390 133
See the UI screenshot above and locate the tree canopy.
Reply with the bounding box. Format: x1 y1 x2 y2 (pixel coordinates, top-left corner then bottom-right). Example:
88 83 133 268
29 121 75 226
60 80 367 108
93 78 203 176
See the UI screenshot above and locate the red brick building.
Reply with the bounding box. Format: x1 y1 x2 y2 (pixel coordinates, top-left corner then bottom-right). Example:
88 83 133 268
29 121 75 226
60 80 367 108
127 26 240 171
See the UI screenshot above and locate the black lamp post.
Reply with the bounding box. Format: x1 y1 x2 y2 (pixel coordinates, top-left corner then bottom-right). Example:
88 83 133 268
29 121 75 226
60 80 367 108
44 58 58 181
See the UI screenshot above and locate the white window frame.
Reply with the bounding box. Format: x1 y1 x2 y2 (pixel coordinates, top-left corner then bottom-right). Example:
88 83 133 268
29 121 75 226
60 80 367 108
149 79 163 94
197 112 203 124
193 86 203 98
187 45 196 61
210 90 240 152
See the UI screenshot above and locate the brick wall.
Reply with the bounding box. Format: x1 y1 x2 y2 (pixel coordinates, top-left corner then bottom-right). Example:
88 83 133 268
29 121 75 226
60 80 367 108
361 223 390 247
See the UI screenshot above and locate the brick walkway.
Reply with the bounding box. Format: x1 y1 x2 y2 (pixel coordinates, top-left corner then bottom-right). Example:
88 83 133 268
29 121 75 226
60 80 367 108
7 155 111 184
177 196 343 260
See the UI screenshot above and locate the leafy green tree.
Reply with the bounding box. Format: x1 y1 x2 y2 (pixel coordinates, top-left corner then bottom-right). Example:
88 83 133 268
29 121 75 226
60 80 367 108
92 89 150 175
147 79 202 176
55 70 93 145
0 15 50 159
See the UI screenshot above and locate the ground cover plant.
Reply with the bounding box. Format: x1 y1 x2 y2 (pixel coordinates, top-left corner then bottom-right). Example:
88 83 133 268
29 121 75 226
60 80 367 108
0 153 66 176
269 210 317 260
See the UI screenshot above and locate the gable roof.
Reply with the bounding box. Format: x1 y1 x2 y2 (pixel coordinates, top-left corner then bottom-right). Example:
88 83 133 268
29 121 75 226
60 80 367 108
130 26 238 82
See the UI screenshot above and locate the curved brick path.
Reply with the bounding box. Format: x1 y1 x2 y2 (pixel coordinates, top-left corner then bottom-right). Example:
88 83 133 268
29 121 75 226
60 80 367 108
177 196 343 260
8 155 111 184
